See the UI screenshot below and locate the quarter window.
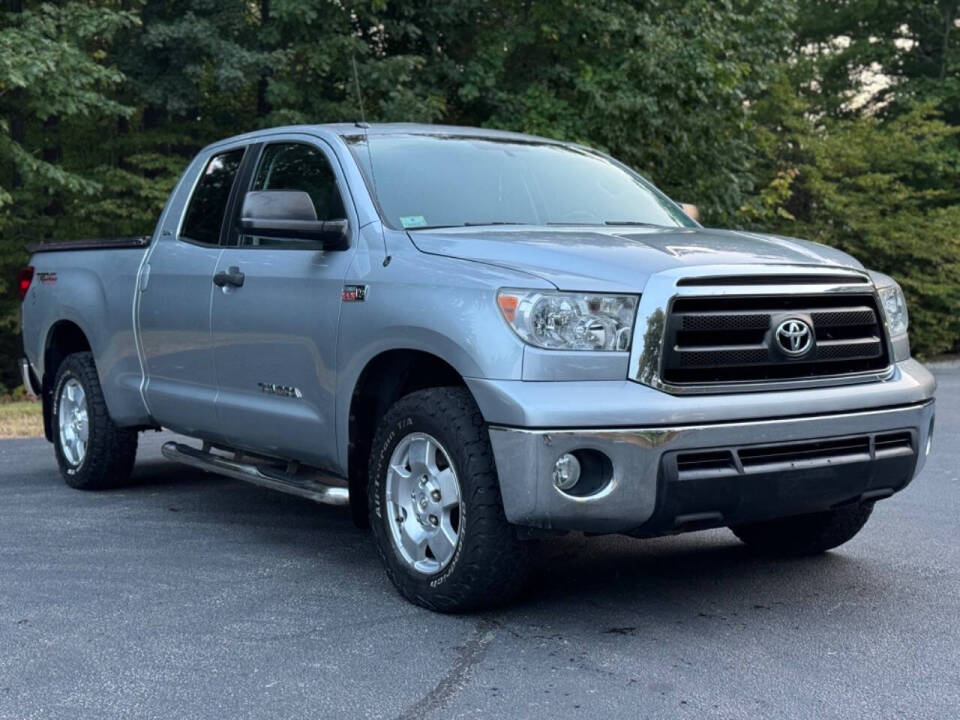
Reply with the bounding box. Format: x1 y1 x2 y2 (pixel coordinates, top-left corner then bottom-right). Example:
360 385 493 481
181 149 245 245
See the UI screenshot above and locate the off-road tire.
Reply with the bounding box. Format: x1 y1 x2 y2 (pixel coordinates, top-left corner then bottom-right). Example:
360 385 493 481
368 387 526 612
52 352 138 490
730 503 874 556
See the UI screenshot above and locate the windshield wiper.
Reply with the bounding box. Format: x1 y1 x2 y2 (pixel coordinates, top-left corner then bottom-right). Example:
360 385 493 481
410 220 665 230
406 221 532 230
406 224 460 230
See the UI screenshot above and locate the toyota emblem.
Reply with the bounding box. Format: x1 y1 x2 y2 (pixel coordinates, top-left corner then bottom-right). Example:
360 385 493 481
775 318 814 356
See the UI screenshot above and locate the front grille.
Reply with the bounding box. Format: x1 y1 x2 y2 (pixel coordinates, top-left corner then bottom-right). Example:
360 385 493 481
661 293 890 385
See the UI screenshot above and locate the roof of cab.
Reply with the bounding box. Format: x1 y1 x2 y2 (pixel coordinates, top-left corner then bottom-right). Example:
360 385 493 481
206 122 565 152
323 122 558 143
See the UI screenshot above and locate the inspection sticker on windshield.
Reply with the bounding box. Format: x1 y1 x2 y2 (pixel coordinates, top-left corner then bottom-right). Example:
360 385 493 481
400 215 428 229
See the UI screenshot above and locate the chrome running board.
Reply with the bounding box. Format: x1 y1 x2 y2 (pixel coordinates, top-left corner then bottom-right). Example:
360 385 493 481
19 358 40 399
161 441 349 507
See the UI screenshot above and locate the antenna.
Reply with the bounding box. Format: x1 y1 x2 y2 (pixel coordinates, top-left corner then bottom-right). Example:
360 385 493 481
351 55 390 266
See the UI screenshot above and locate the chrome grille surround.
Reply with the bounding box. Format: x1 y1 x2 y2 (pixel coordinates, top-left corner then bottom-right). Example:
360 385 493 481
629 265 896 395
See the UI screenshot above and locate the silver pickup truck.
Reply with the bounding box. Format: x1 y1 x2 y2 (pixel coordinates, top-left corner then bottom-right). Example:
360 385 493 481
19 123 936 612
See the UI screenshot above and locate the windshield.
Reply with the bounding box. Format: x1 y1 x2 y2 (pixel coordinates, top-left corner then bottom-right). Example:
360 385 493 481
346 134 693 230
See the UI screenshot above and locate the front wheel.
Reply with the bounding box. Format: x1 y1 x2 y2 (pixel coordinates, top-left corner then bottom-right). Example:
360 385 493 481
368 387 527 612
52 352 138 490
730 503 874 556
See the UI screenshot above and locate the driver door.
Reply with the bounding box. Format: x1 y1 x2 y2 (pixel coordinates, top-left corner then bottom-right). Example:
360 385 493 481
209 138 356 470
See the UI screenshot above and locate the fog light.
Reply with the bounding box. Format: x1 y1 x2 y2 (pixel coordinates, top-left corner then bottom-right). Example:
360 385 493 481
553 453 581 491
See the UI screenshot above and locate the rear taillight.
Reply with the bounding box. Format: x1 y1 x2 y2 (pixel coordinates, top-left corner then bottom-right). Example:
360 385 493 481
18 266 34 301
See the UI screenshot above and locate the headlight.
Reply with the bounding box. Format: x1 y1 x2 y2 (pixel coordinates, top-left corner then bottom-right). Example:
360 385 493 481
497 289 638 351
878 284 909 337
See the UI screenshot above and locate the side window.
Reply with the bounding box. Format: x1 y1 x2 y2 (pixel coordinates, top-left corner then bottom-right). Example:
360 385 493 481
241 143 345 248
181 149 245 245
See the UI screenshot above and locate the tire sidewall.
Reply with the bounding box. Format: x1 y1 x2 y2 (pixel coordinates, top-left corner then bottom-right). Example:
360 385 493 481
369 405 469 593
52 360 90 479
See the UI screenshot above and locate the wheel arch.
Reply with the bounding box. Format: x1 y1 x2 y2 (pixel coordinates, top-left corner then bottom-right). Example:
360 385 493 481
345 348 476 527
41 320 94 442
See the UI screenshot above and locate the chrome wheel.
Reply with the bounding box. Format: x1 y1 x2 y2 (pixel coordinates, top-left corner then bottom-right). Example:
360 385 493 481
58 378 89 467
384 432 463 575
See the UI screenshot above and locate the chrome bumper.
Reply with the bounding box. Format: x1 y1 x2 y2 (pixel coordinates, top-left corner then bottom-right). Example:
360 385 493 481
19 358 40 399
488 400 935 534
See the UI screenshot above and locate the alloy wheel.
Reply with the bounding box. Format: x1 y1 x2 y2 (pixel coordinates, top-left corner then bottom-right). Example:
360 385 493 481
384 432 463 574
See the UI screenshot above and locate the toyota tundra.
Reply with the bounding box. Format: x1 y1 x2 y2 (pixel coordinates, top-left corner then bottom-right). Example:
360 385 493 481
18 124 936 612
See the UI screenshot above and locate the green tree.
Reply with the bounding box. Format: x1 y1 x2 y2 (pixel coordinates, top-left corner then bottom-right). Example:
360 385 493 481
797 0 960 119
0 1 136 387
0 0 957 391
745 78 960 356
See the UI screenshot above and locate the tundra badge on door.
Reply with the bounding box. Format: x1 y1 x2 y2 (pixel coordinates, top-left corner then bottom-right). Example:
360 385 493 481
258 382 303 399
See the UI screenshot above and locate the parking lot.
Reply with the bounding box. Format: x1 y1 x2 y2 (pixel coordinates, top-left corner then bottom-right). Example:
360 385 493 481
1 366 957 720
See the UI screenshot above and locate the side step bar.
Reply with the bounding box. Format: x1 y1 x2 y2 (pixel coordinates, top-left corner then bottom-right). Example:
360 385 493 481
161 441 349 507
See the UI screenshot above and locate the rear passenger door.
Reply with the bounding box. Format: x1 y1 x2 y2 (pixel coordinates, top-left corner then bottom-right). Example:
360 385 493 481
139 146 246 437
209 138 356 470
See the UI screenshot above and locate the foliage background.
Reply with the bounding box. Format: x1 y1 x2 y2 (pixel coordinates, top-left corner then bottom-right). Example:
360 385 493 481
2 0 958 391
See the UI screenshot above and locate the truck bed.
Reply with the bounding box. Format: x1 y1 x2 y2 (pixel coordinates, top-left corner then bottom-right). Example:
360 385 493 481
20 242 154 429
26 237 152 254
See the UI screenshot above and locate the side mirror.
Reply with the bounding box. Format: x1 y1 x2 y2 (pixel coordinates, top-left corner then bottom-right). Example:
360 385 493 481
680 203 701 223
240 190 348 249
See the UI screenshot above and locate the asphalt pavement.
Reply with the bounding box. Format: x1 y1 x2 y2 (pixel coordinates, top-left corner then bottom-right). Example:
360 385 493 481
1 367 958 720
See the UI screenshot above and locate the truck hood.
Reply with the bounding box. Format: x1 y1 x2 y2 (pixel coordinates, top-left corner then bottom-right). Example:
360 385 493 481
407 226 864 293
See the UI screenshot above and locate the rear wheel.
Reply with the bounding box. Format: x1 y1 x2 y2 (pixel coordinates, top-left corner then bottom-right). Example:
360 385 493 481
730 503 874 556
52 352 138 490
368 387 526 612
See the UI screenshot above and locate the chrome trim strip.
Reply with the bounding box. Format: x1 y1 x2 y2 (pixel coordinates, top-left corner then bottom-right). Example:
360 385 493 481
488 399 933 437
628 264 895 395
651 366 897 395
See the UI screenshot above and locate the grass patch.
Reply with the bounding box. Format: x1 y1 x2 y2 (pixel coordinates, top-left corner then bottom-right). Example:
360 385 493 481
0 401 44 438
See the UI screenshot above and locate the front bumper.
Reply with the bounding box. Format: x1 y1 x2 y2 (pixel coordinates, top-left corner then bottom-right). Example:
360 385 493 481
488 399 935 534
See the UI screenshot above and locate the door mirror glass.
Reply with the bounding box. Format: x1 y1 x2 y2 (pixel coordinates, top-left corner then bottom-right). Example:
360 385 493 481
240 190 348 249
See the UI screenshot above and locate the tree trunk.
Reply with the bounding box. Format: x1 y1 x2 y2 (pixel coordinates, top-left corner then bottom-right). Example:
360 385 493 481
42 116 62 218
9 0 23 187
258 0 272 119
940 1 959 81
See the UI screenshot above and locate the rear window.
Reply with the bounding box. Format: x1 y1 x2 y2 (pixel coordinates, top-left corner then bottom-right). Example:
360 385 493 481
181 149 245 245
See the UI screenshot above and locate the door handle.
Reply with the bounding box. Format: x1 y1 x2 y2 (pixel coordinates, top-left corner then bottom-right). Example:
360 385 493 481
213 266 245 288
